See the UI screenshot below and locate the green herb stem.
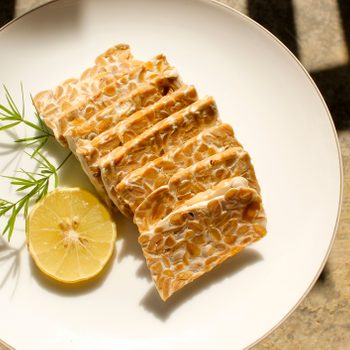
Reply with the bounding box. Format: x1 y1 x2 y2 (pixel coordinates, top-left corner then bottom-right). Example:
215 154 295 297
0 151 72 240
0 84 54 156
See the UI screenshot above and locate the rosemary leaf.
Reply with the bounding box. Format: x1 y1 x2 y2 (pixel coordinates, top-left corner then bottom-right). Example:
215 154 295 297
31 140 48 158
14 135 48 143
21 82 25 118
0 151 72 240
0 84 72 240
0 104 14 116
0 85 53 155
3 85 21 116
24 197 29 218
0 121 21 131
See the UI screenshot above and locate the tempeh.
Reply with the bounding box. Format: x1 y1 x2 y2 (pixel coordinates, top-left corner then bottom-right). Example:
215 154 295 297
116 124 240 215
33 44 140 144
34 44 267 302
134 147 258 231
100 97 220 215
36 54 179 145
138 176 266 300
72 85 196 205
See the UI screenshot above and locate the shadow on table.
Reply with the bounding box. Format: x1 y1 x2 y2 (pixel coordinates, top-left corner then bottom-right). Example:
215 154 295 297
311 65 350 130
247 0 299 57
247 0 350 284
310 0 350 130
139 249 262 321
0 0 15 28
247 0 350 130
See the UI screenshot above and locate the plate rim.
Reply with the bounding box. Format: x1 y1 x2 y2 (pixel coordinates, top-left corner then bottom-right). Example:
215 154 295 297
0 0 344 349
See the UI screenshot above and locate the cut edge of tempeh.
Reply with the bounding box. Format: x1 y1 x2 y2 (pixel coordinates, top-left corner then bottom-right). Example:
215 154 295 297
33 44 138 142
34 44 133 110
67 79 186 209
71 84 197 209
76 84 197 166
116 123 241 215
133 147 259 232
39 54 178 146
99 96 219 171
169 147 260 194
70 75 185 151
100 97 220 215
94 43 132 65
65 86 164 207
103 84 198 147
138 176 266 301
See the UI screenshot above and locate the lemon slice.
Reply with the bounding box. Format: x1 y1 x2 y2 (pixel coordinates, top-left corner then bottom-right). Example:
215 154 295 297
27 188 117 283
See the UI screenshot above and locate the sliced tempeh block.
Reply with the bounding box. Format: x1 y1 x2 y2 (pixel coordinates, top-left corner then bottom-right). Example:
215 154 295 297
33 44 140 143
37 54 179 145
134 147 258 232
70 76 185 151
116 124 241 215
100 97 220 215
72 84 197 204
112 85 197 144
138 176 267 301
78 85 198 158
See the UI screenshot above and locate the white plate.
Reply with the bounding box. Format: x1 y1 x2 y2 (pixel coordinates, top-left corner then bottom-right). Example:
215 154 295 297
0 0 342 349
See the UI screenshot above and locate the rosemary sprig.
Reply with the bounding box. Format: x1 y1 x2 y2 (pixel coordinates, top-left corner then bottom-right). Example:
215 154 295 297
0 151 72 240
0 84 53 156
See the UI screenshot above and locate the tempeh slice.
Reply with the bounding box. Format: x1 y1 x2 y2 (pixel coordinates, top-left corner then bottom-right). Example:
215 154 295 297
100 97 220 215
70 76 186 152
33 44 140 143
73 85 197 204
138 176 267 301
78 85 198 158
113 85 197 144
116 124 241 215
68 82 190 205
134 147 258 232
65 79 178 206
37 54 179 145
67 76 182 152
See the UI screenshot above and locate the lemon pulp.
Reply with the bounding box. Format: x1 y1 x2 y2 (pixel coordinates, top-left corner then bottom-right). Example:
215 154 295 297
27 188 117 283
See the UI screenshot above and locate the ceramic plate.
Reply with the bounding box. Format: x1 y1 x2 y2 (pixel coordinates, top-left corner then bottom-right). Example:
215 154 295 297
0 0 342 349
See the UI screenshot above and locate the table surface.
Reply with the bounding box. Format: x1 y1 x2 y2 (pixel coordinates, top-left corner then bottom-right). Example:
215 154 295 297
1 0 350 349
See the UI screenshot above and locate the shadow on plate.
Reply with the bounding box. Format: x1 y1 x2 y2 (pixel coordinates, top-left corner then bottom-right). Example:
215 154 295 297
0 127 22 155
136 260 152 282
139 248 263 321
0 142 23 156
0 128 26 174
29 245 117 297
0 237 25 296
116 217 144 263
38 137 96 191
0 147 24 176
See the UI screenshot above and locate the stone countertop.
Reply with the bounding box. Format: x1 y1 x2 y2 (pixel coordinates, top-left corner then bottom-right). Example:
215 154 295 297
1 0 349 349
